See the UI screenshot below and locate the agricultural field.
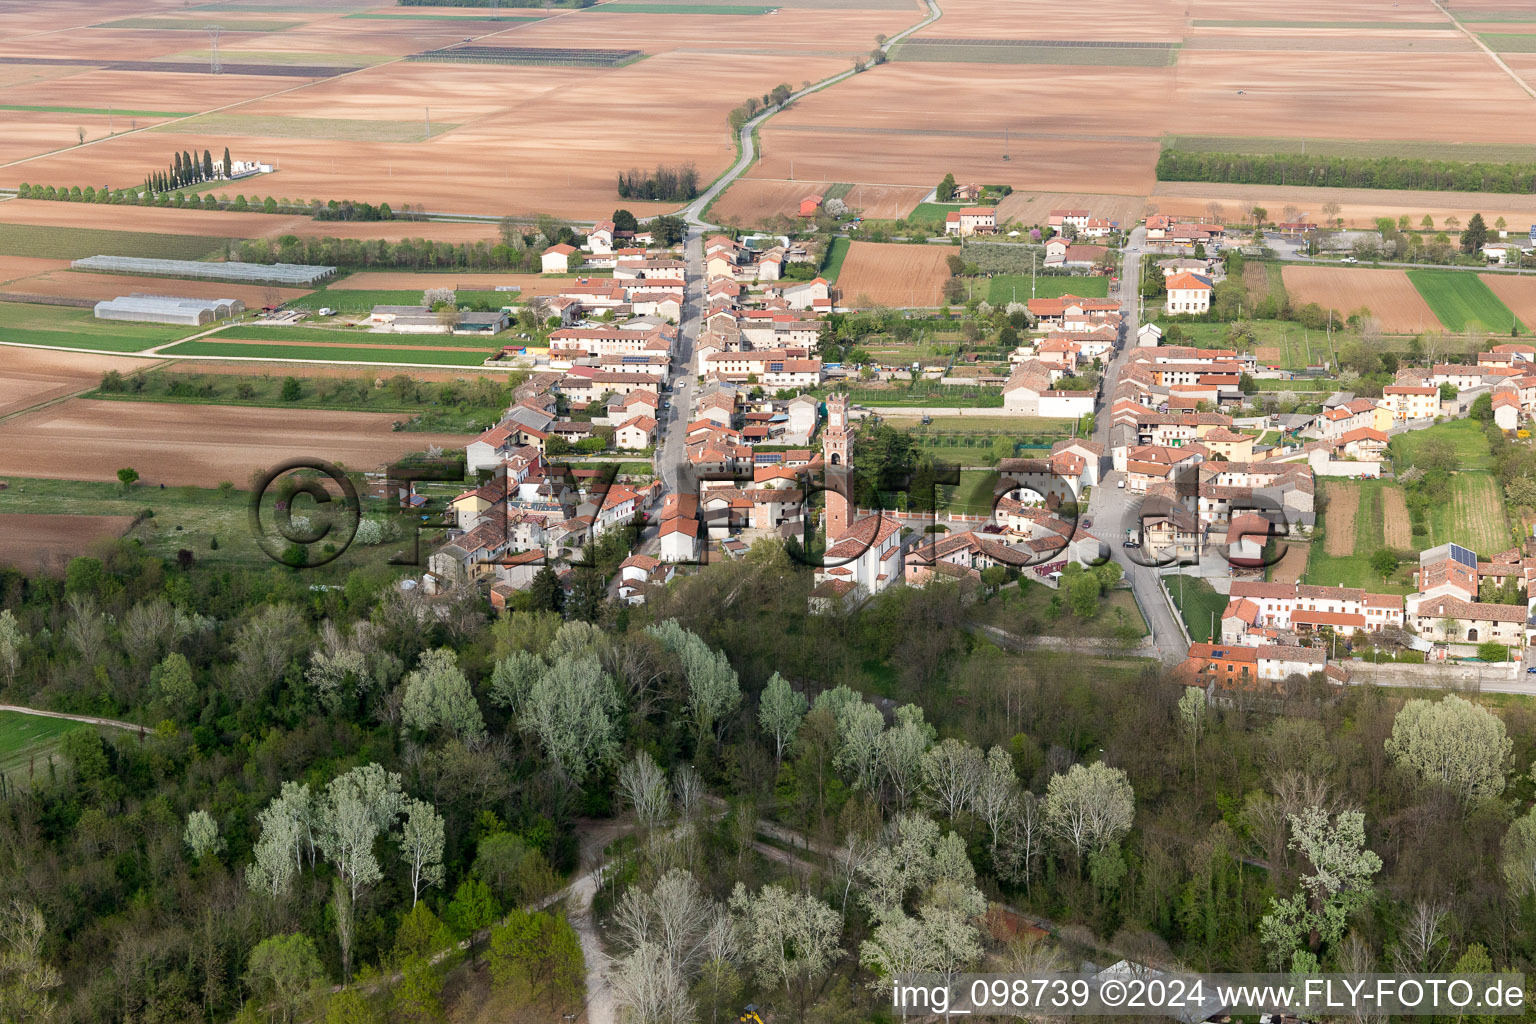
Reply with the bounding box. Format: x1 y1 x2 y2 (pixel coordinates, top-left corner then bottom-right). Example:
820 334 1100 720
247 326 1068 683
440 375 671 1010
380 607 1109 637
0 302 196 353
985 274 1109 305
834 242 954 306
1281 266 1441 333
994 191 1146 230
892 38 1181 67
0 346 161 418
3 266 313 308
1407 270 1525 334
708 179 833 225
408 46 645 68
1481 274 1536 328
322 272 568 296
0 514 135 576
291 289 516 313
0 223 228 262
0 397 473 486
821 238 853 281
0 711 91 788
155 113 461 143
1307 480 1418 593
1150 183 1536 234
160 338 500 366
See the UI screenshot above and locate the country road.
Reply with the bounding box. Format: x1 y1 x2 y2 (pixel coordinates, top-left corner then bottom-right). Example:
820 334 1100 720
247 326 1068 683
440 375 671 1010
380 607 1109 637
0 704 141 732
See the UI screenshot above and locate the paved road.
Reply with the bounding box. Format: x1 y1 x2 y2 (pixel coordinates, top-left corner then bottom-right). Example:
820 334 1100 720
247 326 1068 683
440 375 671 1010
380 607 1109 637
1083 227 1188 662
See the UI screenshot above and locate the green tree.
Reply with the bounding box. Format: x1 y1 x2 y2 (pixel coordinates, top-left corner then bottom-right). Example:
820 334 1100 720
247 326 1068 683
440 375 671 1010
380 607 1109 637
444 878 500 965
1461 212 1489 254
528 565 564 614
401 648 486 742
245 933 324 1024
612 208 638 233
116 466 139 491
281 377 302 402
937 172 956 202
393 902 453 962
1369 548 1397 580
0 900 61 1023
389 956 445 1024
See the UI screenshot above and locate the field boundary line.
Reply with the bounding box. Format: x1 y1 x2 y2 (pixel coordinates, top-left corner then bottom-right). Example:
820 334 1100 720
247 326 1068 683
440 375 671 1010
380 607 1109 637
1432 0 1536 102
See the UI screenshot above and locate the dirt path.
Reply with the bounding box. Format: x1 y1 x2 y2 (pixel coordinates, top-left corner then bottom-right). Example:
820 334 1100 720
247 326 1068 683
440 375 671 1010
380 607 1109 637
0 704 141 732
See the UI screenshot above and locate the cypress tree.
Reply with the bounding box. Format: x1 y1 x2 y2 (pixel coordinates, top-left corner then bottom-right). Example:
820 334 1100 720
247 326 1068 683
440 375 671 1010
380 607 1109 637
203 149 213 181
173 152 182 183
223 146 232 179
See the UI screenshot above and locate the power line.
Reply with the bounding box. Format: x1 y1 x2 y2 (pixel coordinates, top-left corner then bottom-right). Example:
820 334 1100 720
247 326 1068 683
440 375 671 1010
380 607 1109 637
206 24 222 75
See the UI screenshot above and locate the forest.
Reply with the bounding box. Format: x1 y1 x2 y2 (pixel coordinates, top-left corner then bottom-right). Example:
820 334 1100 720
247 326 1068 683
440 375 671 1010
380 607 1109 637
2 538 1536 1022
1156 149 1536 194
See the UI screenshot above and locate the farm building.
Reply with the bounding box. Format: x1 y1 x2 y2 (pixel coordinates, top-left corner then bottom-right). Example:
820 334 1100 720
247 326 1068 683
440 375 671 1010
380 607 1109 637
94 293 244 326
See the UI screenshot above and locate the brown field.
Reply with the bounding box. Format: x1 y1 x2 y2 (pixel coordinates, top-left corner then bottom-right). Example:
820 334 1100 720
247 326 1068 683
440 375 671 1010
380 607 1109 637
1482 275 1536 329
915 0 1184 39
1269 542 1308 585
1242 262 1271 304
1382 485 1411 549
0 398 473 486
3 268 312 306
994 192 1146 229
328 271 568 297
709 179 833 226
0 514 136 575
1281 266 1440 333
843 184 933 219
0 0 911 219
0 346 163 418
1151 183 1536 233
1324 482 1359 556
835 241 952 307
0 254 70 288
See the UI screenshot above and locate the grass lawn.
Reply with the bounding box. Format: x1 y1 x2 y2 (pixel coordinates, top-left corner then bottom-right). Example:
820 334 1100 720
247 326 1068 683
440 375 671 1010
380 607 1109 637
211 324 511 349
1160 318 1353 369
1390 418 1493 471
821 237 852 282
942 468 1001 514
977 579 1148 639
0 223 228 261
906 202 963 227
158 340 497 366
1426 473 1514 556
0 711 90 788
0 301 195 352
885 415 1075 433
1165 574 1229 643
985 274 1108 305
1407 269 1525 333
303 287 518 314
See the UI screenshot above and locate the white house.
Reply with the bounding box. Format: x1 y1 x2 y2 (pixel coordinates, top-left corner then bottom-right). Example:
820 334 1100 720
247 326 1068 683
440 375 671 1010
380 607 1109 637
943 207 997 237
541 243 576 274
1164 272 1213 315
615 415 658 450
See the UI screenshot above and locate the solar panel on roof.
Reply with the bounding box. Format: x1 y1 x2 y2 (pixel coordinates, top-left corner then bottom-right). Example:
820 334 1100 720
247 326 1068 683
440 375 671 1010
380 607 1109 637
1450 543 1476 568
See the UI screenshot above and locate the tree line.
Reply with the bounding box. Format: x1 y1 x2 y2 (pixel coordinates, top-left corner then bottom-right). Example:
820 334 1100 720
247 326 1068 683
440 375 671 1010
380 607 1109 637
144 146 228 194
616 163 700 203
1157 148 1536 194
726 82 794 132
15 182 420 222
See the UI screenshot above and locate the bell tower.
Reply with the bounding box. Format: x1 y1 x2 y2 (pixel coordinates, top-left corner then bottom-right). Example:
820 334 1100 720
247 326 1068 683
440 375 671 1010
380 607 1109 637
822 395 852 541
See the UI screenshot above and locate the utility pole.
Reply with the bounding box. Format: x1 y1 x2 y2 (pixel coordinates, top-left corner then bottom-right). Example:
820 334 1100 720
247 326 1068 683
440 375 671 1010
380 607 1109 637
424 107 430 140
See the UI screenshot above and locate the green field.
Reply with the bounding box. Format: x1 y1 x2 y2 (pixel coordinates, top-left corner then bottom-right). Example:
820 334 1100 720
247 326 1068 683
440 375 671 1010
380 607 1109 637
0 104 192 117
1164 135 1536 163
212 324 506 348
0 712 91 789
985 274 1109 304
0 223 227 261
155 113 457 143
1456 10 1536 21
1306 479 1418 593
305 287 517 314
0 302 194 352
1406 269 1524 333
821 237 852 282
95 16 299 29
1479 33 1536 51
1166 575 1229 644
91 369 514 432
893 40 1179 66
905 202 963 226
159 339 497 366
1390 417 1494 472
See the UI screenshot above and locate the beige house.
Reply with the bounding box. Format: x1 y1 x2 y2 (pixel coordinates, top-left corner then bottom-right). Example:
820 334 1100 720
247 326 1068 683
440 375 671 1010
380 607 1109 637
615 415 658 450
541 243 576 274
1164 272 1213 315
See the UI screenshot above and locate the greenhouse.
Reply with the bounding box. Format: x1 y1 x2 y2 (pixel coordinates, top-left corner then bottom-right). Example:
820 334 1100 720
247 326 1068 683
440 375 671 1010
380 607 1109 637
94 293 245 326
71 255 336 286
